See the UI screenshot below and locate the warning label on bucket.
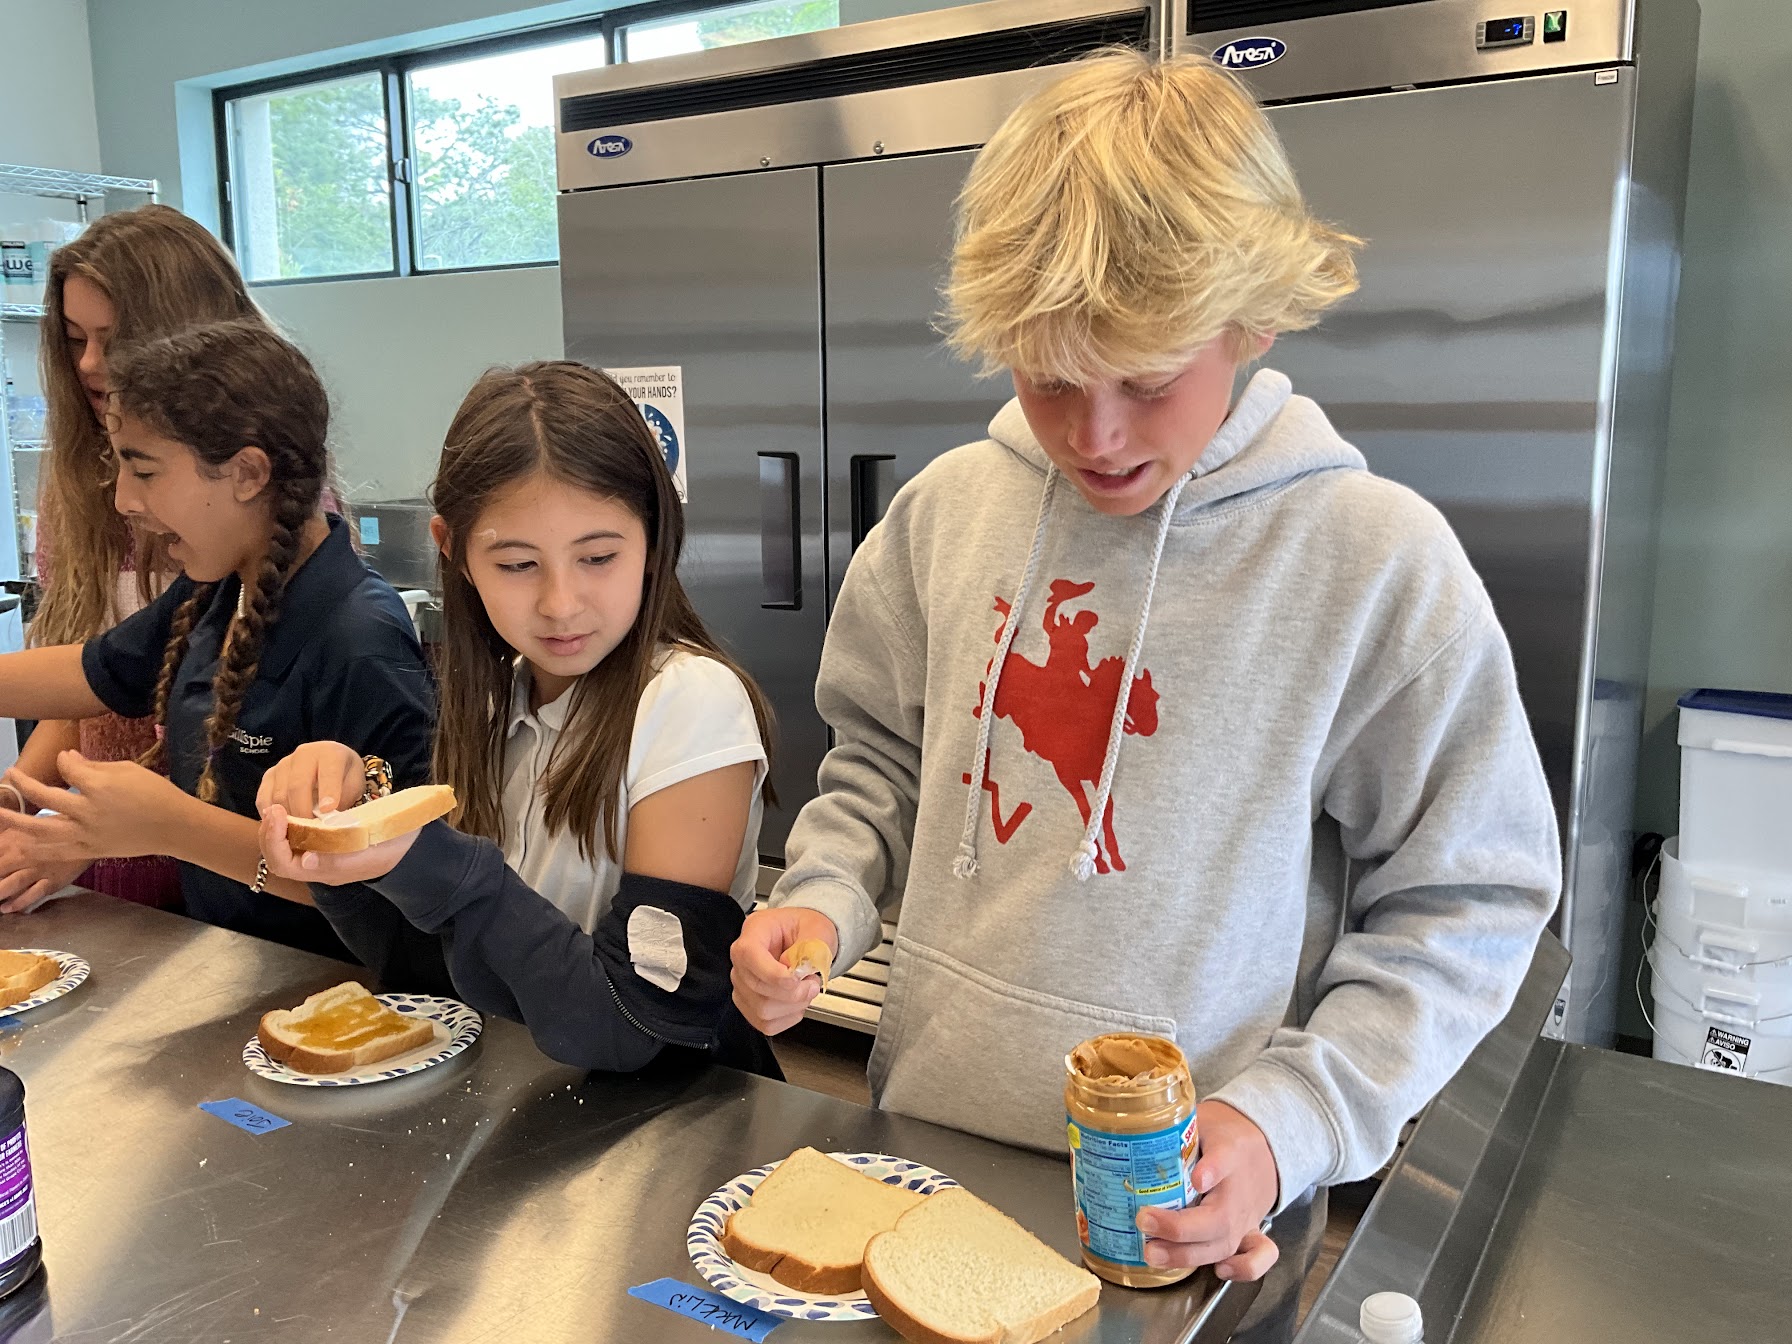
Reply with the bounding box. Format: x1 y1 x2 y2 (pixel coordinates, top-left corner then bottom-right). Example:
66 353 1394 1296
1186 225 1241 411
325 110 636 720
1698 1026 1752 1074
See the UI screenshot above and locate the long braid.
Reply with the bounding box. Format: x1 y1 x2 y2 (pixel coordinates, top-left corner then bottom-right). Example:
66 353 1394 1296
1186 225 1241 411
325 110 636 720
136 586 214 773
195 478 311 803
109 319 330 809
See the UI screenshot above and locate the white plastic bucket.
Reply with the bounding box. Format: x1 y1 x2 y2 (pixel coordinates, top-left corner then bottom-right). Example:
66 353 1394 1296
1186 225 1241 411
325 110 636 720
1652 987 1792 1082
1649 941 1792 1030
1655 840 1792 974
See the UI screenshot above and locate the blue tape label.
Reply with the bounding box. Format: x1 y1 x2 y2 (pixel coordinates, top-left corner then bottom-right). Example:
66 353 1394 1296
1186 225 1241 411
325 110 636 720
627 1278 781 1340
199 1098 291 1135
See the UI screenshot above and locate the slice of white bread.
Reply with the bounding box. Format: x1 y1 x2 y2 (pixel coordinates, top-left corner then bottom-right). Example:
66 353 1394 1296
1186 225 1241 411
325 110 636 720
257 981 436 1074
0 950 59 1009
781 938 833 991
864 1187 1102 1344
722 1147 927 1294
285 785 456 854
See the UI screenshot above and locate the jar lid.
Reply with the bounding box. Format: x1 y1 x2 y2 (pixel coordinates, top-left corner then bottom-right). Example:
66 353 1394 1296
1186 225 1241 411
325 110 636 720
1360 1291 1423 1344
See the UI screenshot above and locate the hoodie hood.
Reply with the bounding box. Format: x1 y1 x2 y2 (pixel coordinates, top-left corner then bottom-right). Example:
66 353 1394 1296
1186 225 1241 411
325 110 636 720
986 368 1367 520
957 369 1369 884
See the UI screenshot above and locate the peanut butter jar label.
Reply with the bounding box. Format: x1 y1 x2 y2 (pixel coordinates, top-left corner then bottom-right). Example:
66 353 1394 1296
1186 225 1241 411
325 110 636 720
1067 1112 1198 1268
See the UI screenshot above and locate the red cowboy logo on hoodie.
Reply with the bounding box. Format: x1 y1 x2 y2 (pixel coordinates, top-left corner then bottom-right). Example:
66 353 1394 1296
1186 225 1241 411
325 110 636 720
963 579 1159 874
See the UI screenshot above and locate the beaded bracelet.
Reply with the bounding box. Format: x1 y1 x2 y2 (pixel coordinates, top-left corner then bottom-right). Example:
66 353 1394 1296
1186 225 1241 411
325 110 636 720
361 755 394 803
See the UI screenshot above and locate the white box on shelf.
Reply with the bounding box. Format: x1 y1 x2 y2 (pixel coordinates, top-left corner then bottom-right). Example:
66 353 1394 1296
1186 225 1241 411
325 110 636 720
1677 689 1792 877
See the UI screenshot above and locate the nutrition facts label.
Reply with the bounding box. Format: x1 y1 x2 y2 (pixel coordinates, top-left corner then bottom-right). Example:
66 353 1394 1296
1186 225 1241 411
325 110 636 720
1068 1114 1197 1267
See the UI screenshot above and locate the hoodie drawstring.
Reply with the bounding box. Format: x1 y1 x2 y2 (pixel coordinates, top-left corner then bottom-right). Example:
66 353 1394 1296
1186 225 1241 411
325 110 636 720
1067 474 1188 881
954 468 1188 883
953 468 1060 879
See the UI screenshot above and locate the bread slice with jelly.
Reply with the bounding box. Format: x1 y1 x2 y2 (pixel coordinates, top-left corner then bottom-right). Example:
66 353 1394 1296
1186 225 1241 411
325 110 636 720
257 981 435 1074
0 950 59 1009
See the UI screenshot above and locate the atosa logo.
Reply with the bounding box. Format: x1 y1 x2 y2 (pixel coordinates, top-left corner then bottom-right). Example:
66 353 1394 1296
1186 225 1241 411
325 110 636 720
586 134 634 159
1211 36 1288 70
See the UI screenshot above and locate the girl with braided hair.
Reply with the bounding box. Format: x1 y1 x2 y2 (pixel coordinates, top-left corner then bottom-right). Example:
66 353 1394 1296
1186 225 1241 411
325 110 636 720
0 320 436 959
0 205 265 914
2 204 350 915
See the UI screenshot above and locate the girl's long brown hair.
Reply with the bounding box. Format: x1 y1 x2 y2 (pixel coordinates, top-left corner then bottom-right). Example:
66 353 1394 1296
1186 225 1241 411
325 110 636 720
432 361 774 865
109 321 329 804
32 205 266 647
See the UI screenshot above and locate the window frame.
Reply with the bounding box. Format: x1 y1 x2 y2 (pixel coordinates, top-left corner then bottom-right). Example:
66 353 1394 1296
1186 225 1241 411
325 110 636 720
216 2 840 284
612 0 793 61
214 13 621 286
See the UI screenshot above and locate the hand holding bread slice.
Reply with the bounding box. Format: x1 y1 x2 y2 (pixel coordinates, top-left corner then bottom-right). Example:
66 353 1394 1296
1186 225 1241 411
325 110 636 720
284 785 456 854
257 981 436 1074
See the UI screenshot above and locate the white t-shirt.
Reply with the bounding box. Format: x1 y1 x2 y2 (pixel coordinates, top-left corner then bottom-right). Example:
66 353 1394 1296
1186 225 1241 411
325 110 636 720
500 648 767 934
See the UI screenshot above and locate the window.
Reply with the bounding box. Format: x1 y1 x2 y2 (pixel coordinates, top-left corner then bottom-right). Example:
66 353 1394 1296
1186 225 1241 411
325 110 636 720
407 38 607 271
227 72 396 282
217 3 842 284
623 0 840 62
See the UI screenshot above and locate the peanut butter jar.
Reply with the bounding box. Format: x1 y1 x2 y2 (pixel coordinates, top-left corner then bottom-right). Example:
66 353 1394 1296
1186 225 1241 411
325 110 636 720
1064 1033 1198 1288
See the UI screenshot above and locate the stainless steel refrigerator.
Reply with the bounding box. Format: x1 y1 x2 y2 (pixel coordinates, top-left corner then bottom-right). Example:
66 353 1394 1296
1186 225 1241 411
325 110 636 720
555 0 1698 1046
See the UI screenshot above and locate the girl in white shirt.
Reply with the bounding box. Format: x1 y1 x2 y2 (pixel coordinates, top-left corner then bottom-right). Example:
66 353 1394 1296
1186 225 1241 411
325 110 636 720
257 361 779 1075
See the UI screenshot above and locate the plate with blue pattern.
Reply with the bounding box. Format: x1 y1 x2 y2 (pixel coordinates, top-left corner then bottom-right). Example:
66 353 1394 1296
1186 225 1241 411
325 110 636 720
241 993 482 1087
0 949 88 1018
687 1151 960 1321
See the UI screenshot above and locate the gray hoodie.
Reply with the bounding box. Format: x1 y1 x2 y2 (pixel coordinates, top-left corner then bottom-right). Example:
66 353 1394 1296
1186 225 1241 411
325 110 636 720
772 370 1560 1207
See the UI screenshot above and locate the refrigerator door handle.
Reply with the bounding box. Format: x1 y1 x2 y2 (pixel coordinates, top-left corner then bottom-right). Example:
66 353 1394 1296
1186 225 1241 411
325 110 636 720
758 451 802 610
849 454 897 550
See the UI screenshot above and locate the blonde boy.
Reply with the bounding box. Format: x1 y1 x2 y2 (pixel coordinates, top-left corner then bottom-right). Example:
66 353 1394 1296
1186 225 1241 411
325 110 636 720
732 51 1559 1341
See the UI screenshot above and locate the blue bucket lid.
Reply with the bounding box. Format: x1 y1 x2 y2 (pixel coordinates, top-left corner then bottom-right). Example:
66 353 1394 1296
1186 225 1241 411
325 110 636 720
1677 688 1792 722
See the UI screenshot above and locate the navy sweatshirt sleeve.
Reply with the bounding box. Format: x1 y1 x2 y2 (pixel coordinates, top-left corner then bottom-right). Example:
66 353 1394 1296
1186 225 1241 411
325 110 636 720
310 881 454 997
80 577 195 719
312 821 757 1073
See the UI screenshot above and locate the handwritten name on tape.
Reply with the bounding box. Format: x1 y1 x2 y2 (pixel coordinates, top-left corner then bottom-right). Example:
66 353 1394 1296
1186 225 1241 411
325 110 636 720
199 1098 291 1135
627 1278 782 1340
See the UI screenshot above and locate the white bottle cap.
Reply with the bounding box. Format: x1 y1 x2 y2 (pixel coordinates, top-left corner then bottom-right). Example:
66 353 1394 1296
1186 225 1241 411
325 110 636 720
1360 1291 1423 1343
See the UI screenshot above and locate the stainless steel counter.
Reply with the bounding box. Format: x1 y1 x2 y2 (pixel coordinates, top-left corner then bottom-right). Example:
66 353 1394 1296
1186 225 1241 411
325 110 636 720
1300 933 1792 1343
0 895 1254 1342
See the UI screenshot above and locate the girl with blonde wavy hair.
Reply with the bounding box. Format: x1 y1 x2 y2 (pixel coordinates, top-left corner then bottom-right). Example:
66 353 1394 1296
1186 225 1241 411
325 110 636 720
733 50 1559 1344
4 205 346 916
0 205 264 912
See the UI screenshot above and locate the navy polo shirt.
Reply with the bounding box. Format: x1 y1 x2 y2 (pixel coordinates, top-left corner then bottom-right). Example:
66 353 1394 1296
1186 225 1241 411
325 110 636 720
81 515 435 958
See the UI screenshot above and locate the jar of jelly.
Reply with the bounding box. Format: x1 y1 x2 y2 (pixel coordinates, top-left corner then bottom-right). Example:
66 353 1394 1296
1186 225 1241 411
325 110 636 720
0 1068 42 1299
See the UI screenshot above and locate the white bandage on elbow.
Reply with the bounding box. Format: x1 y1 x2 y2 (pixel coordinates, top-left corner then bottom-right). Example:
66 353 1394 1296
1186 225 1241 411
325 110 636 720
626 904 689 993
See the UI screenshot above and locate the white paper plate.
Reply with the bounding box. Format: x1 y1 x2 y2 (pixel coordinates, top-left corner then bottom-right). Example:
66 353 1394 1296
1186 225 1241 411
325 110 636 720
687 1152 960 1322
242 993 481 1087
0 949 89 1018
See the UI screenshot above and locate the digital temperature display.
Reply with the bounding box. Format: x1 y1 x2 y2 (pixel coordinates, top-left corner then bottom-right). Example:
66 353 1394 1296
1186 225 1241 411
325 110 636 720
1477 14 1535 49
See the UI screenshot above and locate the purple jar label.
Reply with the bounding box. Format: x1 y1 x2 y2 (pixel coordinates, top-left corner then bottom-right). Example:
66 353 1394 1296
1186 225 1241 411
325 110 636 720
0 1123 38 1263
